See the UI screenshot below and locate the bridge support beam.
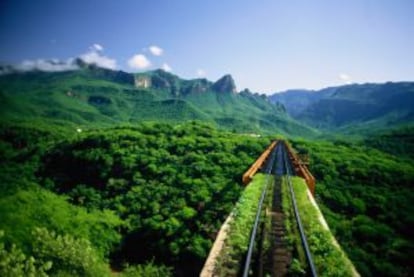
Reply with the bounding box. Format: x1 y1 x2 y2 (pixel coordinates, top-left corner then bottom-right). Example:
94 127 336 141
242 141 278 185
283 141 316 196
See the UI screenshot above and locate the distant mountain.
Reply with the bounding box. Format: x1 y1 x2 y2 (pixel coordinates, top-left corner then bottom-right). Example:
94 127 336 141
269 89 325 117
0 66 317 136
212 74 237 93
270 82 414 131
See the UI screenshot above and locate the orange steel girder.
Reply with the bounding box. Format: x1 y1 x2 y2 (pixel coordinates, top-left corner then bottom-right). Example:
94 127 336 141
284 141 316 195
242 141 278 185
241 140 316 196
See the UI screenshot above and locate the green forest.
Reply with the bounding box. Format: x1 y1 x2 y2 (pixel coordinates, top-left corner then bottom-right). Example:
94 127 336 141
1 118 413 276
1 1 413 275
291 131 414 276
0 69 316 137
1 69 414 276
1 118 414 276
0 121 270 276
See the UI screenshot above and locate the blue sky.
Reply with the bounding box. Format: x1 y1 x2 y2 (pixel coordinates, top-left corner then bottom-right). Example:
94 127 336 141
0 0 413 92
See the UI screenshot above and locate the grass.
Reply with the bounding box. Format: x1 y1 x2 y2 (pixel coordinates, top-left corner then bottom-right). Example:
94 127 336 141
281 176 307 275
283 176 356 276
0 68 319 137
216 173 272 276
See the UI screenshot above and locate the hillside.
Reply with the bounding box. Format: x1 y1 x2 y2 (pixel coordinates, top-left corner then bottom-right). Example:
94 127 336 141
291 134 414 276
1 121 414 276
270 82 414 132
0 121 272 276
0 66 317 137
1 64 414 276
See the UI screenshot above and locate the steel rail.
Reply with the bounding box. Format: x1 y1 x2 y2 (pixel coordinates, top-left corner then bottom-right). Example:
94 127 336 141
242 141 277 277
282 143 318 277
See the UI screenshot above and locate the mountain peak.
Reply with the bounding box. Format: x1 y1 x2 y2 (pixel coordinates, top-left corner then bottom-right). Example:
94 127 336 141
212 74 237 93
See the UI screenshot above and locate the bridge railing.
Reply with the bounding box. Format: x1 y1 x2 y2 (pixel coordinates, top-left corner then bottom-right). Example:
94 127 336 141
283 141 316 195
242 141 278 185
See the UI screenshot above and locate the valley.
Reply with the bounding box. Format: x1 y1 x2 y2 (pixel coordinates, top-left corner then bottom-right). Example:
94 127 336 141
270 83 414 133
0 65 316 137
1 1 413 276
0 67 413 276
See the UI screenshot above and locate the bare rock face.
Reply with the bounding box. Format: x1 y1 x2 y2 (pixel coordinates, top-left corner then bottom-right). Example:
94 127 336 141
212 74 237 93
134 69 175 90
133 70 239 96
134 75 151 88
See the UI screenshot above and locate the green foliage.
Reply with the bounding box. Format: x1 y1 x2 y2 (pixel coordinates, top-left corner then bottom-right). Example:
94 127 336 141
273 82 414 132
0 122 68 195
0 121 269 275
217 173 271 276
0 230 51 277
281 176 306 271
121 261 172 277
364 126 414 160
291 138 414 276
288 258 306 275
31 227 110 276
2 121 268 274
285 177 355 276
0 122 124 262
1 228 112 277
0 68 318 136
0 187 122 258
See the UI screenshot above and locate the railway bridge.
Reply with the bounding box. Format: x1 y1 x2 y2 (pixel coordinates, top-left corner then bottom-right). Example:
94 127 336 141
201 140 358 277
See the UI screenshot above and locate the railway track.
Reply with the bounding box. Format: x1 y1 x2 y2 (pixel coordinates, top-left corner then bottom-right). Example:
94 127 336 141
242 141 317 277
282 142 317 277
242 142 277 277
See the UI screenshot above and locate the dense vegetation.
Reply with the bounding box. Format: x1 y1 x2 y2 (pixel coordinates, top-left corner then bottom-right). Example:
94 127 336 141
271 82 414 132
1 67 413 276
0 68 317 136
291 130 414 276
283 176 355 276
364 127 414 160
0 121 270 275
216 173 272 276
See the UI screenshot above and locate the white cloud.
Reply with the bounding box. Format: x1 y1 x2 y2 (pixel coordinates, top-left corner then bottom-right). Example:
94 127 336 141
339 73 352 84
1 44 120 74
78 44 117 69
196 69 206 77
79 50 117 69
128 54 151 69
149 45 163 56
17 58 78 72
91 43 104 52
162 63 172 72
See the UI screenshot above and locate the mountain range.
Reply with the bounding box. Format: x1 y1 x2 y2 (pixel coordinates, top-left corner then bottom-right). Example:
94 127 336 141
0 63 316 137
1 62 413 136
270 82 414 133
